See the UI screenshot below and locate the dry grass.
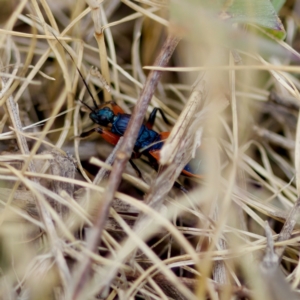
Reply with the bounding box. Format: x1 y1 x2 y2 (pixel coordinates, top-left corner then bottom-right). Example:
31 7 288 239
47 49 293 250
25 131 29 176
0 1 300 299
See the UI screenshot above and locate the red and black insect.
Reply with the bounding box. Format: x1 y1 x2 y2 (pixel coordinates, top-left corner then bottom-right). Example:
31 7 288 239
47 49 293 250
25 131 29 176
52 33 203 179
80 100 203 179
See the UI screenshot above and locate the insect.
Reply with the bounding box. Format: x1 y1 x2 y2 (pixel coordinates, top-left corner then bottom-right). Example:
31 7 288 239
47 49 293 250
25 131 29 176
51 32 203 180
80 100 203 179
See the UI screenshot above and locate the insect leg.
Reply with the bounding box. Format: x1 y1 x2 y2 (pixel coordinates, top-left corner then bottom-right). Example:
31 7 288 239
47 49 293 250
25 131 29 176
146 107 171 129
173 181 189 193
79 128 98 138
129 159 144 180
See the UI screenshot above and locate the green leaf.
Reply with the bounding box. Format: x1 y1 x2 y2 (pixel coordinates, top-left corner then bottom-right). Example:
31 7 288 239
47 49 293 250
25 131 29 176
271 0 286 13
170 0 288 57
187 0 286 39
226 0 285 38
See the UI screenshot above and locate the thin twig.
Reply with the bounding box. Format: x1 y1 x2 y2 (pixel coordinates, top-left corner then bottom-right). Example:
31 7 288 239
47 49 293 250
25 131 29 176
253 125 295 150
275 196 300 260
69 33 181 299
269 90 300 110
260 221 299 300
261 221 279 271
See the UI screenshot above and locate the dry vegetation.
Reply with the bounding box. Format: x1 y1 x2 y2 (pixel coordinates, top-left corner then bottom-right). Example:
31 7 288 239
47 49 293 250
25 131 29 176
1 0 300 299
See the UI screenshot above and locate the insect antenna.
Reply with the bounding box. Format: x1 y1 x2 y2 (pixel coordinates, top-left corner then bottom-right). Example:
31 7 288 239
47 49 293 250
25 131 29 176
78 99 95 112
52 32 99 110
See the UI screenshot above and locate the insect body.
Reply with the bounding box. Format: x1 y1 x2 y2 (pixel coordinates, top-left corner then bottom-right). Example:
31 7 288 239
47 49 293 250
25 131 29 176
81 102 203 179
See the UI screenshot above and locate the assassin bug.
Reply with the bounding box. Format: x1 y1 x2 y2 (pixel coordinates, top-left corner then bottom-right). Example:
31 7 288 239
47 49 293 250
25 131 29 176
52 33 203 179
